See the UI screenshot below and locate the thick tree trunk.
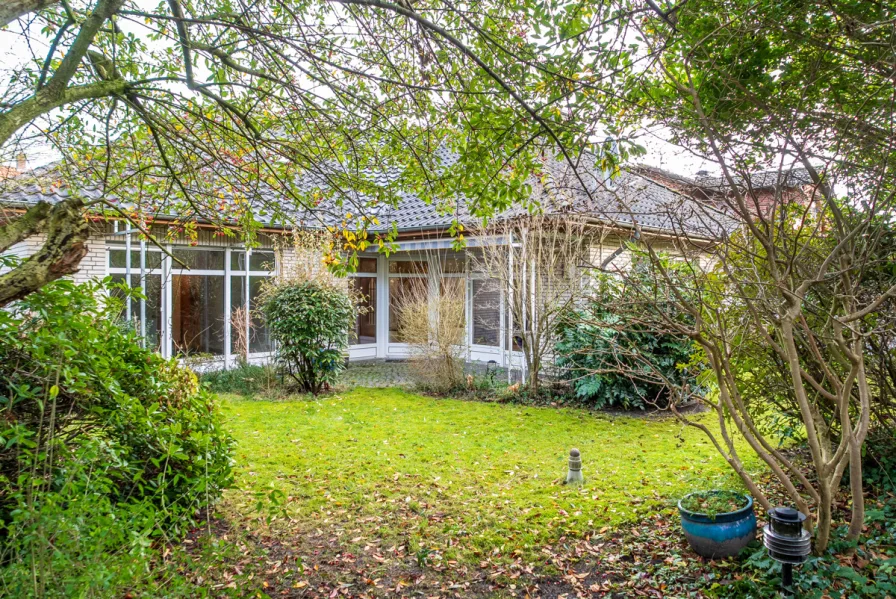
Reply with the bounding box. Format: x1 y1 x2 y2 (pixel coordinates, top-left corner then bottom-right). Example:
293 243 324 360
846 435 865 542
0 197 89 307
815 485 833 555
0 201 52 252
0 0 57 28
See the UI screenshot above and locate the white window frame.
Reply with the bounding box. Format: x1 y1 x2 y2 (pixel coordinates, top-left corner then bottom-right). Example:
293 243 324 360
386 256 430 349
106 242 276 367
348 256 379 348
227 248 276 365
107 245 164 352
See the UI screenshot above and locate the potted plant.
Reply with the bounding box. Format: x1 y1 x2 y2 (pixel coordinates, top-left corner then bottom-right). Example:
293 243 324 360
678 490 756 558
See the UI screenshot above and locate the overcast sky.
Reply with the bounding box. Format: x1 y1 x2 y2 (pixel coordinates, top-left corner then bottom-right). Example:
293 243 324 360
0 5 719 179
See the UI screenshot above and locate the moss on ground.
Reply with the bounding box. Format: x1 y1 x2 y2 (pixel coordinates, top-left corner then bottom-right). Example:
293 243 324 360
219 388 759 564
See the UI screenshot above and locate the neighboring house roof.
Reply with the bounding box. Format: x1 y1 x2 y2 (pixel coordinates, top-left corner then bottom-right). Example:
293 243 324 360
532 157 737 238
629 164 700 190
693 167 813 192
0 166 21 179
0 152 736 240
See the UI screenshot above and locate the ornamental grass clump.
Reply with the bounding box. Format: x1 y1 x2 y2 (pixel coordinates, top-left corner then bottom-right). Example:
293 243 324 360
395 263 466 393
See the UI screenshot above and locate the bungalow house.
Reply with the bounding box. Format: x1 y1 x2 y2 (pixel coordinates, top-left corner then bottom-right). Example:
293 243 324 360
0 153 733 373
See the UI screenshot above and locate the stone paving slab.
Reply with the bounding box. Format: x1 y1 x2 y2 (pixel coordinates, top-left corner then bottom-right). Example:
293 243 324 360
337 360 520 389
337 361 414 388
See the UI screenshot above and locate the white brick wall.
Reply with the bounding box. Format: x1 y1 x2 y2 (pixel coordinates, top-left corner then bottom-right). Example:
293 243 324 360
2 224 288 284
73 226 108 283
1 223 108 282
2 234 45 271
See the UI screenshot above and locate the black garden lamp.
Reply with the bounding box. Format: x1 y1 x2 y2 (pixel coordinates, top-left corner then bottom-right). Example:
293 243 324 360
763 507 812 596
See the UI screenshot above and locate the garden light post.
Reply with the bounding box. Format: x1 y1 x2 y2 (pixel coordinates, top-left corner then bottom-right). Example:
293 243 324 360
566 448 583 485
763 507 811 597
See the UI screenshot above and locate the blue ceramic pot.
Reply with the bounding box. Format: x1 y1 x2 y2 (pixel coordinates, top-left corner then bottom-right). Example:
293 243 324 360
678 492 756 558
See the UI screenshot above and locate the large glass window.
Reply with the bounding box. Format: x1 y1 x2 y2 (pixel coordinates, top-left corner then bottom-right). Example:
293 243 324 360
168 249 227 357
109 273 163 351
349 276 377 345
249 276 272 352
172 274 226 356
230 276 248 354
388 257 470 345
107 244 276 361
350 258 378 345
388 259 430 343
230 275 273 354
389 276 427 342
230 250 275 355
108 247 163 351
472 278 501 347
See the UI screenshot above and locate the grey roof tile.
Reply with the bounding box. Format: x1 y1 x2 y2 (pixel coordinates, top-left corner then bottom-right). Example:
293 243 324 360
1 153 735 239
695 167 812 191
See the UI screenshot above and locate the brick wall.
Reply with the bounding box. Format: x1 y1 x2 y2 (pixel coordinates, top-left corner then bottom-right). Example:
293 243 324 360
73 225 108 283
1 223 107 282
3 223 293 283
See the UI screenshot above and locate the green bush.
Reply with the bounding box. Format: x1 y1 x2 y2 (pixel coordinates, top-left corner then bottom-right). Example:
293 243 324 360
555 272 700 410
863 429 896 495
718 499 896 598
0 278 234 595
200 363 281 397
260 280 355 394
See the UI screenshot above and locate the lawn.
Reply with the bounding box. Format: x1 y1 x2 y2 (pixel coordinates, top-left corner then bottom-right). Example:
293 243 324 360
219 388 758 567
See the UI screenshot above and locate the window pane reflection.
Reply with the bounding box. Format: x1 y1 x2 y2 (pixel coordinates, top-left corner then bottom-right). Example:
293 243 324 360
350 277 377 345
472 278 500 347
110 273 163 351
172 274 225 356
172 249 224 270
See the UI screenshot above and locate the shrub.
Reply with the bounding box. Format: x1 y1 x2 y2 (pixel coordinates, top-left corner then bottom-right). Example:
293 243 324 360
719 498 896 598
260 280 355 394
863 429 896 495
0 278 234 594
555 273 700 410
200 363 281 397
396 275 466 393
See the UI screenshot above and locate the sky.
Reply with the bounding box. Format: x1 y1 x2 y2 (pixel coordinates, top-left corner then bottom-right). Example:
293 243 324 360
0 2 720 179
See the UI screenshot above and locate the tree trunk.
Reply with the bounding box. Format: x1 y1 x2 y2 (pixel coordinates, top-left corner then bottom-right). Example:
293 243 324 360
815 485 833 554
0 197 90 307
846 435 865 542
527 346 540 391
0 0 57 28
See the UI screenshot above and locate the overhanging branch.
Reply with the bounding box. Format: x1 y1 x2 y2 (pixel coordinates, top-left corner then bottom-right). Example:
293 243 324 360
0 196 90 307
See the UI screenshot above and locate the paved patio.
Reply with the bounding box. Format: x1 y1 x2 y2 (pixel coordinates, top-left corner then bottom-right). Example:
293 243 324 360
337 361 415 388
337 359 518 388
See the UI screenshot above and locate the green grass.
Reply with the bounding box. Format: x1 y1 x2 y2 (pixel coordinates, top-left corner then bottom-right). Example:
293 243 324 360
219 388 759 564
